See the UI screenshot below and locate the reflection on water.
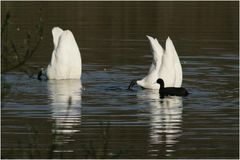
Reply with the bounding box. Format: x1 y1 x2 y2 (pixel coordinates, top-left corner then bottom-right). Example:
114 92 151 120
47 80 82 145
137 90 182 157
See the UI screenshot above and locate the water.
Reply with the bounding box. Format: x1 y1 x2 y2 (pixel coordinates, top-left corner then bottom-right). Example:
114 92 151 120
1 1 239 159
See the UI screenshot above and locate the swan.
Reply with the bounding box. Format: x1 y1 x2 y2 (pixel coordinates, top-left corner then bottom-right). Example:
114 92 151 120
38 27 82 80
128 35 182 90
158 37 182 87
156 78 188 98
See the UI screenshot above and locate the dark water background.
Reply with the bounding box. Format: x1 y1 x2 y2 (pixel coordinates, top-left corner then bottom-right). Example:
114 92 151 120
1 1 239 159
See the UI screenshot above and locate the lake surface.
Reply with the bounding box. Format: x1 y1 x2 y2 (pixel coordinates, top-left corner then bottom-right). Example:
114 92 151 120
1 1 239 159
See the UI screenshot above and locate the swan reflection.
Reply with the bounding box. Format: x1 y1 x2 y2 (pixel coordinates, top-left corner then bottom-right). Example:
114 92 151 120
137 90 182 157
47 80 82 144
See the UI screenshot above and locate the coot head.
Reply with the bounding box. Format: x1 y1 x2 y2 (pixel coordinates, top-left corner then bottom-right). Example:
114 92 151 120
156 78 165 88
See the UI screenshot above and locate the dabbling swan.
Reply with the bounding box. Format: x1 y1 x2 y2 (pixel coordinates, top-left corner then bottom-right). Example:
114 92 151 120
38 27 82 80
128 35 183 90
156 78 188 98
